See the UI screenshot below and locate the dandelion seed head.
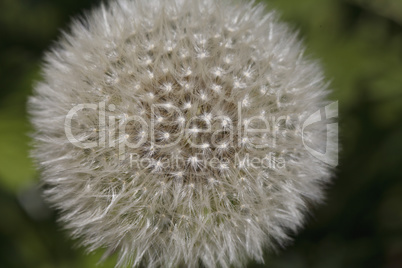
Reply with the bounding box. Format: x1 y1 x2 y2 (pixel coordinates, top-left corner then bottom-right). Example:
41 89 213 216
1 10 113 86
29 0 335 267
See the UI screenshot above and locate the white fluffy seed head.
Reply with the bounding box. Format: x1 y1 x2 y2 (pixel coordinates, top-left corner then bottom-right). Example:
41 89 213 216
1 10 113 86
29 0 335 267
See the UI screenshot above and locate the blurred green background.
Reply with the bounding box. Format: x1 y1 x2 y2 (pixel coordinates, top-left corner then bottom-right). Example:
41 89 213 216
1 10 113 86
0 0 402 267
